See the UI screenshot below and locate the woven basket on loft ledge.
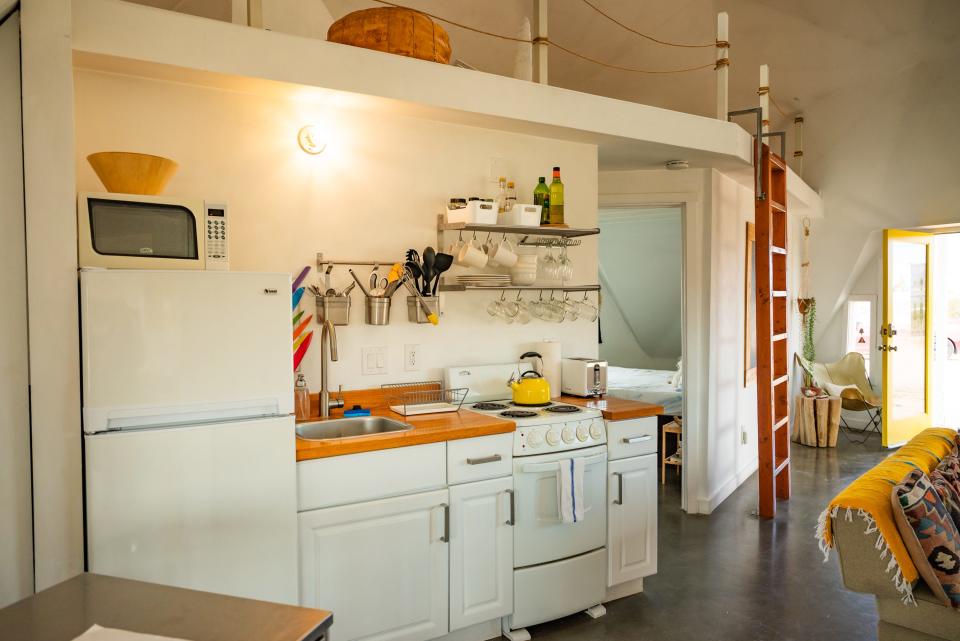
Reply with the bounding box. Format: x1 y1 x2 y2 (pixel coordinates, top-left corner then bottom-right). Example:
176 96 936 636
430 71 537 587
327 7 452 64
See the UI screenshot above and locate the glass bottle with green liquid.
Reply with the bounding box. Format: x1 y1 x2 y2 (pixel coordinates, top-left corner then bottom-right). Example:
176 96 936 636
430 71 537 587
533 176 550 225
549 166 564 224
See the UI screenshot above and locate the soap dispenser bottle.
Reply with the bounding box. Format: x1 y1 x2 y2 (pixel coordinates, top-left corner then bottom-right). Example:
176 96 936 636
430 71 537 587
294 371 311 420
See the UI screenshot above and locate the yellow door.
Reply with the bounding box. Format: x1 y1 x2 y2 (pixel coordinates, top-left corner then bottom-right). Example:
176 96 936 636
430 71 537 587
882 229 933 446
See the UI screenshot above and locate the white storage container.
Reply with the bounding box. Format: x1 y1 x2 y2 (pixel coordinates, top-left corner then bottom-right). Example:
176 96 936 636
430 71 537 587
446 200 498 225
498 204 541 227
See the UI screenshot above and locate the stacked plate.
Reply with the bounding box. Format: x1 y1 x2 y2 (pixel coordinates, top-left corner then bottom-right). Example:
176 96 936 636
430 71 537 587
456 274 511 288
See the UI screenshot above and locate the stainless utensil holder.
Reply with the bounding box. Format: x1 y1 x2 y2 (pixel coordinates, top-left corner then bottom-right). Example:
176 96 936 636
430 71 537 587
316 295 351 326
365 297 392 325
407 295 439 324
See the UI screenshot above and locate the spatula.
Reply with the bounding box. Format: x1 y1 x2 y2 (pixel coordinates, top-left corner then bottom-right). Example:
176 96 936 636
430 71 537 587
431 253 454 295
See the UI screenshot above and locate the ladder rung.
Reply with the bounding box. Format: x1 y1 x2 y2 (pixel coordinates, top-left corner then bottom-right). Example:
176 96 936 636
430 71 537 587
771 246 787 255
775 457 790 475
773 375 789 387
774 416 789 432
772 291 788 298
770 154 786 171
771 200 787 213
772 333 788 342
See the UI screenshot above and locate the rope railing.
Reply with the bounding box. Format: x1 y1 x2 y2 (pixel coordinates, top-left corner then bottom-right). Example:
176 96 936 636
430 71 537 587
370 0 724 75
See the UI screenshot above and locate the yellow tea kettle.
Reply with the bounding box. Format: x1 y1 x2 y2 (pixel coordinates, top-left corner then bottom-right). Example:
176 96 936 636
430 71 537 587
508 351 551 405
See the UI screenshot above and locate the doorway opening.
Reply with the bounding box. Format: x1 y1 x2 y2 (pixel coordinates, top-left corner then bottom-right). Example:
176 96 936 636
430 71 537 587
598 206 684 506
933 233 960 429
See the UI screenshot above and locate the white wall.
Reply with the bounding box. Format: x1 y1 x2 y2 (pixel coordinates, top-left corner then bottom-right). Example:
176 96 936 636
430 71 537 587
73 70 600 392
598 207 682 370
706 171 760 510
22 0 84 591
599 168 761 514
798 46 960 369
0 10 34 607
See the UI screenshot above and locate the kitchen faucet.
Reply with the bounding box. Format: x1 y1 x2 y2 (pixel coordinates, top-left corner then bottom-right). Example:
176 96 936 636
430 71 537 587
319 319 344 418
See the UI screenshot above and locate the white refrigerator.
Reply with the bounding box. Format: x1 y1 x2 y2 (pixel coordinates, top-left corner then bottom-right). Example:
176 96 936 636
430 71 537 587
81 269 298 605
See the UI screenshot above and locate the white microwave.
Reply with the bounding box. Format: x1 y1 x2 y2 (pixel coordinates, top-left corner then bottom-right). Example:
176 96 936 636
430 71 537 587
77 192 229 270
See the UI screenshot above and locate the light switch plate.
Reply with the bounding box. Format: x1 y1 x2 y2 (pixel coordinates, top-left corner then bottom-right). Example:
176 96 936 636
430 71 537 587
362 346 389 375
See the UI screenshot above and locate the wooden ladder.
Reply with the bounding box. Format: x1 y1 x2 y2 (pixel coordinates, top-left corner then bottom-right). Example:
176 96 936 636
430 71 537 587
755 143 791 519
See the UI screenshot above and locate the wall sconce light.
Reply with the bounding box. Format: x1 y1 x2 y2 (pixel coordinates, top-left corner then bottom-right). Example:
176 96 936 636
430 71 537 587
297 125 326 155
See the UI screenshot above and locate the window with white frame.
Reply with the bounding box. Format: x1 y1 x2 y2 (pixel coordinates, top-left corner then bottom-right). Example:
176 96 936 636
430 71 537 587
845 296 875 374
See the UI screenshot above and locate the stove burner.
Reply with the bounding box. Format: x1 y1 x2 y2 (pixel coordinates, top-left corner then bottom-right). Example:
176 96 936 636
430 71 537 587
545 405 582 414
473 402 509 411
500 410 539 418
511 401 552 408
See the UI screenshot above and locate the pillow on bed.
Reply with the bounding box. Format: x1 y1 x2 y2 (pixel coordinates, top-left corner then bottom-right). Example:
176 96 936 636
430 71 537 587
670 360 683 390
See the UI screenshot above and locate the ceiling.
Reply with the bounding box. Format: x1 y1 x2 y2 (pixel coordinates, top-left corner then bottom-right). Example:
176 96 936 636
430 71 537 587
128 0 960 136
317 0 959 132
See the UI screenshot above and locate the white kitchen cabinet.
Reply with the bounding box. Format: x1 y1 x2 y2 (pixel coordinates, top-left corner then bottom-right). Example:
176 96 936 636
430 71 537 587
299 489 450 641
607 454 657 586
449 476 513 631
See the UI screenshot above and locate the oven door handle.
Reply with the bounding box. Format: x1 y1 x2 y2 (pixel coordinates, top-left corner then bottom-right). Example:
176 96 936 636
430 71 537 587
520 453 607 473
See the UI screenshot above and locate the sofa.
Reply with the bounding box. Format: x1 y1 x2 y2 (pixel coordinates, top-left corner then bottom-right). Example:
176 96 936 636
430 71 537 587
821 428 960 641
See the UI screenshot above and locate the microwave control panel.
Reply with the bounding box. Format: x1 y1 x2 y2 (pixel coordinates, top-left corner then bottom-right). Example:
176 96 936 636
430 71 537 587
204 202 229 270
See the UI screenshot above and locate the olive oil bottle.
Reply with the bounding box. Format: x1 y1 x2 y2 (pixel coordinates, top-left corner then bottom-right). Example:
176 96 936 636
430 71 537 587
534 177 550 225
548 167 564 224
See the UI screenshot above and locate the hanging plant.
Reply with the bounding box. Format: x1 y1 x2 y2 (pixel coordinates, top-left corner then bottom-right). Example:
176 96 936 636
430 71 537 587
800 298 817 387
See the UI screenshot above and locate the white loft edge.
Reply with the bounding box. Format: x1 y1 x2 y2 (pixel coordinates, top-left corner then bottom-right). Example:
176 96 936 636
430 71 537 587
71 0 753 172
70 0 823 217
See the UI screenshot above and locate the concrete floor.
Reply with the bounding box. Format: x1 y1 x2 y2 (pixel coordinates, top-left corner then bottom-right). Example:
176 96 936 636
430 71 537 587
527 430 890 641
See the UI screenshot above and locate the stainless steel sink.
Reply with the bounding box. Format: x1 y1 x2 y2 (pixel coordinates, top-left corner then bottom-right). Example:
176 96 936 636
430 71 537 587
295 416 414 441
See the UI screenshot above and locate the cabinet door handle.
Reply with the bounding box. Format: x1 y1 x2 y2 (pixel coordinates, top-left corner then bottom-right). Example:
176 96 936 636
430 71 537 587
440 503 450 542
467 454 502 465
505 489 515 526
622 435 652 444
613 472 623 505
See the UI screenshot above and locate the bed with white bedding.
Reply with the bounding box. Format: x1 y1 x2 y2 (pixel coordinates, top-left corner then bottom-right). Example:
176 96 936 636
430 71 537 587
606 366 683 416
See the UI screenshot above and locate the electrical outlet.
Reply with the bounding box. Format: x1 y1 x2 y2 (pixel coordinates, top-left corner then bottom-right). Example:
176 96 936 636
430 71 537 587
741 427 748 445
361 346 388 375
404 344 420 372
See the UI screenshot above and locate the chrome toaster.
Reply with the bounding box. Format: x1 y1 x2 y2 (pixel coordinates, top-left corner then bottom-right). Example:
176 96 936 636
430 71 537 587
560 358 608 397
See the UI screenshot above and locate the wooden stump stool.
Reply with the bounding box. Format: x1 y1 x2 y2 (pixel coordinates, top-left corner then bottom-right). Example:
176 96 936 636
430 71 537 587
792 395 841 447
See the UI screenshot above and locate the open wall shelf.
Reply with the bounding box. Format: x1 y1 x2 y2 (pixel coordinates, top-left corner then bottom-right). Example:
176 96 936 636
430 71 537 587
438 217 600 239
439 283 600 293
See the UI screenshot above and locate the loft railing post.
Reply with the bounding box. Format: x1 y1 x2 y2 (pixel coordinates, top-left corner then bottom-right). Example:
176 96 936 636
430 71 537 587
794 116 804 176
759 64 770 135
715 12 729 119
533 0 549 84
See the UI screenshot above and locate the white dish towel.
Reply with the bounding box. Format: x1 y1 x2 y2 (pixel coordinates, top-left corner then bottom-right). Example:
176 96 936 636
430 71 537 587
557 457 586 524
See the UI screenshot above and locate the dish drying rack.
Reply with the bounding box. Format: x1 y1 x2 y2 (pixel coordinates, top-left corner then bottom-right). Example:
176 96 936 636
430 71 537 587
383 381 469 416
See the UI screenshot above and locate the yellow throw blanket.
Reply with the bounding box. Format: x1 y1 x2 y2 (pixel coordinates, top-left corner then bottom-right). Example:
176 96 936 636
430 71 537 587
817 428 957 599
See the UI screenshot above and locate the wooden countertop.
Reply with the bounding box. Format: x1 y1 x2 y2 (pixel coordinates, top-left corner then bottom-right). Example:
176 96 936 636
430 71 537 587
0 573 332 641
560 395 665 421
296 406 515 461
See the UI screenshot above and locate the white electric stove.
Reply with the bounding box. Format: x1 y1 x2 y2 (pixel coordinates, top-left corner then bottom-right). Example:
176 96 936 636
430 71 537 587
445 364 609 641
464 400 606 456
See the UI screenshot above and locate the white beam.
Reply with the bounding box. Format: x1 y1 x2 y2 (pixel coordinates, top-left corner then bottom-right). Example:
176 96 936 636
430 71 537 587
759 64 769 135
532 0 548 85
715 12 728 120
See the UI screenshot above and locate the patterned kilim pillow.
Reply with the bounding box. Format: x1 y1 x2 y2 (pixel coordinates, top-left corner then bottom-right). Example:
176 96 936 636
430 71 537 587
930 469 960 528
937 455 960 491
891 468 960 607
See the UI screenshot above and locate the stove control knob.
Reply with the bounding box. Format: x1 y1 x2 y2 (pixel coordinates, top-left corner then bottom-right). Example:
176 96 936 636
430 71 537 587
561 426 575 444
576 424 590 442
545 429 560 446
589 421 603 440
527 429 543 448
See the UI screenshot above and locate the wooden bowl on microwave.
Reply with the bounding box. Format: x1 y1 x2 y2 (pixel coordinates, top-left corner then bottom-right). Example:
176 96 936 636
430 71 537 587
87 151 179 195
326 7 451 64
